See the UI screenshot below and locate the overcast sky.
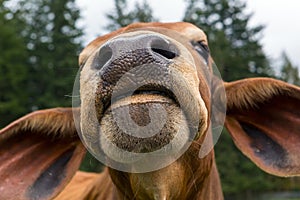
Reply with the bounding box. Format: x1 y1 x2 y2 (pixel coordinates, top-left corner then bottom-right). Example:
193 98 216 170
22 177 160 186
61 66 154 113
76 0 300 71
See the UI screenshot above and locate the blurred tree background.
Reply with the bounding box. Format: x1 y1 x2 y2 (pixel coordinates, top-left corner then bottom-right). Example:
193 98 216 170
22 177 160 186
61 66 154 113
0 0 29 126
105 0 157 31
1 0 299 198
0 0 82 128
183 0 273 81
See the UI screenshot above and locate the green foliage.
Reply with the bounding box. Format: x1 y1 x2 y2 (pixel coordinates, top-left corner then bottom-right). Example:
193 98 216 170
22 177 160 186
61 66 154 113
0 1 29 127
12 0 83 109
105 0 158 31
183 0 273 81
9 0 96 172
279 52 300 86
80 152 104 173
1 0 96 173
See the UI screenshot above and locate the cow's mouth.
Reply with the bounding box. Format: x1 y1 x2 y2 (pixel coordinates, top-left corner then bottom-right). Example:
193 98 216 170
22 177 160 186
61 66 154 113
107 85 178 112
98 84 186 153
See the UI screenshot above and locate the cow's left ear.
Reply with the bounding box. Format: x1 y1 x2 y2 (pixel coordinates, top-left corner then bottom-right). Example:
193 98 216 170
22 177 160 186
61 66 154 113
0 107 86 200
224 78 300 177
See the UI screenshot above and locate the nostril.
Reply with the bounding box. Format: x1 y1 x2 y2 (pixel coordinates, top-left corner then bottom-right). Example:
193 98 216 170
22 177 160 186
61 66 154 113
150 38 178 60
151 48 176 60
93 45 113 70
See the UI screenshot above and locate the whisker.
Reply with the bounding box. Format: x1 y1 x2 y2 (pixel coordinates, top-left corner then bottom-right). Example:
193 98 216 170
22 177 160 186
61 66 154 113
64 95 80 98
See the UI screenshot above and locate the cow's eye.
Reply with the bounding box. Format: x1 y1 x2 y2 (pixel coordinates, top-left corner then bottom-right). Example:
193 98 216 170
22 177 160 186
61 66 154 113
191 40 210 63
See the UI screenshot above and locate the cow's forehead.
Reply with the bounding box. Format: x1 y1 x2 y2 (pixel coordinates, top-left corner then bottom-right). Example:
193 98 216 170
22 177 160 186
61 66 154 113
79 22 207 66
125 22 207 41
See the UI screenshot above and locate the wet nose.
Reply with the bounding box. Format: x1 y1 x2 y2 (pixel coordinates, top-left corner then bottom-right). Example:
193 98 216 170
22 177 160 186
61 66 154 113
93 33 178 70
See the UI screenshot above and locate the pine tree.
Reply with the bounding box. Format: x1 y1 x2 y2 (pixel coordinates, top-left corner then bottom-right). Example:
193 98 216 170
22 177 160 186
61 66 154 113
105 0 158 31
280 52 300 86
184 0 273 81
12 0 83 109
4 0 103 172
0 0 29 127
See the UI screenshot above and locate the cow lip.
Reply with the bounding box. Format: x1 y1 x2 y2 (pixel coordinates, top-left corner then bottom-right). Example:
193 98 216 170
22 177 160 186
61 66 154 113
98 86 182 154
103 85 178 113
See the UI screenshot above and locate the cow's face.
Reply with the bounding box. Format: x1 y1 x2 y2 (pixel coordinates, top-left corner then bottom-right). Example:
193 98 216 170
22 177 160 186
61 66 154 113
77 22 224 172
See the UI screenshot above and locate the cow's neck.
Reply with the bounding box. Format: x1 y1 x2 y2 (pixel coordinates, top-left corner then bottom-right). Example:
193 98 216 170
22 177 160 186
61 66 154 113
108 145 224 200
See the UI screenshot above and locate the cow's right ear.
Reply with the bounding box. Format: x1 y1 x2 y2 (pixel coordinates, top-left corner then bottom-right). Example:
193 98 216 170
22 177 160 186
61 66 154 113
224 78 300 177
0 107 86 200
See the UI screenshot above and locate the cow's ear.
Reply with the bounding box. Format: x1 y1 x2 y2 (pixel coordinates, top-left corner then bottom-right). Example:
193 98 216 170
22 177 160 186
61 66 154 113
224 78 300 177
0 107 86 200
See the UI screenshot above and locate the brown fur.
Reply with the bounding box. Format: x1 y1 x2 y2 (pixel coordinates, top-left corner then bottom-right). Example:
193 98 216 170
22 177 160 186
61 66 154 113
55 138 223 200
0 107 79 139
0 107 85 200
54 170 116 200
225 78 300 110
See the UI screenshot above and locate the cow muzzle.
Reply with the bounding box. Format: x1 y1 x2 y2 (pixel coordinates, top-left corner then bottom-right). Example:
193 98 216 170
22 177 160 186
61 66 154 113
77 31 209 172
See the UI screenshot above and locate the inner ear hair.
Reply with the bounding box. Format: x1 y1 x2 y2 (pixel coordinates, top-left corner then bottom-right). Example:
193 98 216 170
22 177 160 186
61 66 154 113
225 78 298 111
0 107 79 140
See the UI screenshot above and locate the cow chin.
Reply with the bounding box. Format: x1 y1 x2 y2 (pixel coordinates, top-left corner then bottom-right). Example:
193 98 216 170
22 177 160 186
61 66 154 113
99 93 190 154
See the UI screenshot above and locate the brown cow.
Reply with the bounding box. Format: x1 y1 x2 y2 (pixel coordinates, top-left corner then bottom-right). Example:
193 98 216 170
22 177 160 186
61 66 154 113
1 22 300 200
